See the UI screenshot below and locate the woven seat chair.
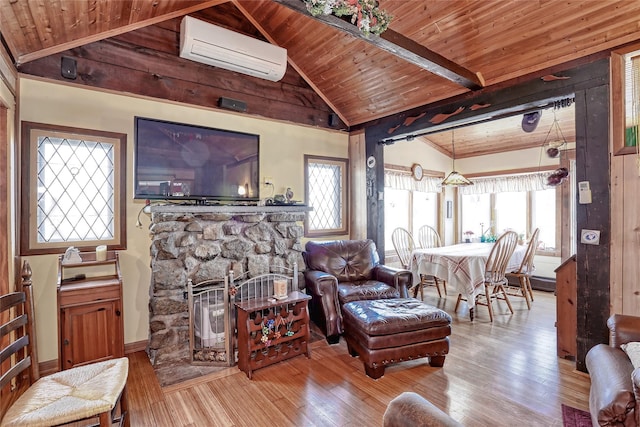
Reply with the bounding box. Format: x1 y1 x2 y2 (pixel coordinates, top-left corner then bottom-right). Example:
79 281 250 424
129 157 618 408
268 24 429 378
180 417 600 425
505 228 540 309
455 231 519 321
1 261 129 427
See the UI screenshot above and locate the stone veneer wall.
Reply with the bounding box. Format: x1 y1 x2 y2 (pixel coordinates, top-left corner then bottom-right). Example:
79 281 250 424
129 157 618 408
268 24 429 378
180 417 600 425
147 205 310 367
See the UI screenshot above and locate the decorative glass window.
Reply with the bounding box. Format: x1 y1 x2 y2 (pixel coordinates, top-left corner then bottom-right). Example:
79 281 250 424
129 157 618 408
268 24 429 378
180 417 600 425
20 122 126 255
304 155 349 237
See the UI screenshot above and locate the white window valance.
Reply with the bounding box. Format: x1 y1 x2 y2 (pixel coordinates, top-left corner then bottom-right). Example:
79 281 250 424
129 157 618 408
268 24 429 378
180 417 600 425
458 171 551 195
384 170 442 193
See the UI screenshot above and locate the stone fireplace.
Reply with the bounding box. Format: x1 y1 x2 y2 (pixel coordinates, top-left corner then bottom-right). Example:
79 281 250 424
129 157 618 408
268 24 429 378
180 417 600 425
147 204 310 368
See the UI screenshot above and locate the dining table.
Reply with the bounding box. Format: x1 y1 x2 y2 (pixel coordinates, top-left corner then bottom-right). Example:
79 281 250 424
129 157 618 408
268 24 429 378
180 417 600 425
410 242 527 320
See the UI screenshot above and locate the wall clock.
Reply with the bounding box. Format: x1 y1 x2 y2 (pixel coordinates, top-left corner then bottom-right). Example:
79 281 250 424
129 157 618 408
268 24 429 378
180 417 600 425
411 163 423 181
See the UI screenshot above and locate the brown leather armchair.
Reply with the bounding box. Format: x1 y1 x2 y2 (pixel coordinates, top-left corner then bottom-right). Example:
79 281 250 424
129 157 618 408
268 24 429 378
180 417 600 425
303 239 411 344
586 314 640 426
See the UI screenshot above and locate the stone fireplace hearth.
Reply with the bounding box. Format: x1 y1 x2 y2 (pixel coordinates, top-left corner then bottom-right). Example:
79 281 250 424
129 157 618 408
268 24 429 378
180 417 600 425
147 204 311 368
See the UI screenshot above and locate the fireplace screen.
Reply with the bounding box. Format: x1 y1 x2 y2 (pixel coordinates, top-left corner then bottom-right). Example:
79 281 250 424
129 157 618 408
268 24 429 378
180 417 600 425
188 265 299 366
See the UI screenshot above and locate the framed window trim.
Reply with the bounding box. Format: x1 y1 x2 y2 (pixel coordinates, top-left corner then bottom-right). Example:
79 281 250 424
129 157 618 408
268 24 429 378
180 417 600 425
304 155 349 237
20 121 127 255
612 43 640 156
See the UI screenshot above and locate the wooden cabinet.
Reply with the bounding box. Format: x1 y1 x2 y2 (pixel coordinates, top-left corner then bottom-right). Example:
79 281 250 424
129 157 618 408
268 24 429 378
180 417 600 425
555 254 577 360
57 251 124 370
235 291 311 379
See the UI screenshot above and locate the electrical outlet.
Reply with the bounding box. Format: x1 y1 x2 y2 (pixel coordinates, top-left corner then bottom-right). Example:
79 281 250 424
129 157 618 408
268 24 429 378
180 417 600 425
264 177 273 186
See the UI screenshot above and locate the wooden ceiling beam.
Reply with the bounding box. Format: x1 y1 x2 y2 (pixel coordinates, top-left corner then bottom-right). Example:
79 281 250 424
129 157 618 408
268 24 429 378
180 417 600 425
273 0 484 90
14 0 230 66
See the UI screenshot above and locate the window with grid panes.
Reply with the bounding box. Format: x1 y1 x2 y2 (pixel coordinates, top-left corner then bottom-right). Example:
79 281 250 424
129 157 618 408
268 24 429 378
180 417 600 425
460 188 558 253
304 155 348 237
383 188 438 254
20 122 126 255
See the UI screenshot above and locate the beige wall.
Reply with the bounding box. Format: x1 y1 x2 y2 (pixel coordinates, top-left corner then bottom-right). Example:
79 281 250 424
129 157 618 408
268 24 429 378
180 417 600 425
18 76 349 363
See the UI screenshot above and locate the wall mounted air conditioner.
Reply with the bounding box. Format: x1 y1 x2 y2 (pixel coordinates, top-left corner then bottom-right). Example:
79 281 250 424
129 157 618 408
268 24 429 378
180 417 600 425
180 16 287 82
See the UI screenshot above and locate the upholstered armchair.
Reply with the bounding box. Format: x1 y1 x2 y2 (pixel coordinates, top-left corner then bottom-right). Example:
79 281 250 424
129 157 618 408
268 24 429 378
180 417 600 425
303 239 411 344
586 314 640 426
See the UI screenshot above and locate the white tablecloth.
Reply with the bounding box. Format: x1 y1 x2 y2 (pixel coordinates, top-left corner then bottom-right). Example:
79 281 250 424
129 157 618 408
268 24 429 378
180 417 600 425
410 243 526 314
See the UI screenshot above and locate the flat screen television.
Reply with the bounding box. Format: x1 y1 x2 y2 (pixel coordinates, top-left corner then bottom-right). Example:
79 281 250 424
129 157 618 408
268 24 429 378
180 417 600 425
134 117 259 202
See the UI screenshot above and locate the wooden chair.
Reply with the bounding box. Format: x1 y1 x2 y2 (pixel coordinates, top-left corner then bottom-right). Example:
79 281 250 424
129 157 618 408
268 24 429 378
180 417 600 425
392 227 445 300
417 224 442 249
415 225 447 298
391 227 415 270
1 261 130 427
505 228 540 309
455 231 519 321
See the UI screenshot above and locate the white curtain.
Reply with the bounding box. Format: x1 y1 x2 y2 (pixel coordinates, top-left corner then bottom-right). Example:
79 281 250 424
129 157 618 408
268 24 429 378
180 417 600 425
384 170 442 193
458 172 551 195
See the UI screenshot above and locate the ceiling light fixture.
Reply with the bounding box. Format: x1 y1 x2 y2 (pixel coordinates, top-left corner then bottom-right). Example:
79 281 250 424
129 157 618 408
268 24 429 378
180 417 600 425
442 130 473 186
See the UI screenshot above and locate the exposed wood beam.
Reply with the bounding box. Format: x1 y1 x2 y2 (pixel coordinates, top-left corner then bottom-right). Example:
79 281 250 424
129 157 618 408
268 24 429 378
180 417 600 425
233 0 350 126
15 0 230 66
273 0 484 90
0 42 17 95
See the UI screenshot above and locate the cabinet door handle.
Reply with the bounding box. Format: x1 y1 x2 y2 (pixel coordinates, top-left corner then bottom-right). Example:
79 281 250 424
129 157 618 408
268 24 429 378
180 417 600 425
64 339 69 346
116 310 121 316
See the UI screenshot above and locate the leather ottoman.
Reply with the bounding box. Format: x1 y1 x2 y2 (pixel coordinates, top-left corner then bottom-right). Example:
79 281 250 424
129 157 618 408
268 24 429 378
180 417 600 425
342 298 452 379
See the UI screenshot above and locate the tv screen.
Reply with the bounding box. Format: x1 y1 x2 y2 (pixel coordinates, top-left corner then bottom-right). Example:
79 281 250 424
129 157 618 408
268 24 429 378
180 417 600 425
134 117 259 202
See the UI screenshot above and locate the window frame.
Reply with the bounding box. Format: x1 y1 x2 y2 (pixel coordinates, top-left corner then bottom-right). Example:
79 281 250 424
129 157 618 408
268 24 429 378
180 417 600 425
460 167 561 256
382 165 444 259
20 121 127 255
304 154 349 237
612 43 640 156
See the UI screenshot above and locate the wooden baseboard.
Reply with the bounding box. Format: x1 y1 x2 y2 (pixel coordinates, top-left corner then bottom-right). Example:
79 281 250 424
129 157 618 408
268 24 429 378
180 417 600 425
38 358 59 376
39 340 148 375
125 340 148 354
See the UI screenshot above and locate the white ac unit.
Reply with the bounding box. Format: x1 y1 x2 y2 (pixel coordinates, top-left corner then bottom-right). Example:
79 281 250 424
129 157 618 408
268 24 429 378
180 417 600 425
179 16 287 82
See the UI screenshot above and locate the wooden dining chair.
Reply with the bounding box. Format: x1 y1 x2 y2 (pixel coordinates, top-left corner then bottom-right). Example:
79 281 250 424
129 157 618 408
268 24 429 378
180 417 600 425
417 225 442 249
1 261 130 427
415 225 447 298
392 227 445 300
505 228 540 309
391 227 415 270
455 231 519 321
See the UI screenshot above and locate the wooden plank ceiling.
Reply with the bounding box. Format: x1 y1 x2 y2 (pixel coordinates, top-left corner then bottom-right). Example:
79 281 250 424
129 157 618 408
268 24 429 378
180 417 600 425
1 0 639 157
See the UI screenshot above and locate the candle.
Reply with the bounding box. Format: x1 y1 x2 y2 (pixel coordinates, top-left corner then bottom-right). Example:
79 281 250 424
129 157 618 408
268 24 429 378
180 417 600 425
96 245 107 261
273 279 287 298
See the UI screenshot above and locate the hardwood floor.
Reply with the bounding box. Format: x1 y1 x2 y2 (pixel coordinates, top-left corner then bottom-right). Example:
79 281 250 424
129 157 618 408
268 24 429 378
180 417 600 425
125 290 590 426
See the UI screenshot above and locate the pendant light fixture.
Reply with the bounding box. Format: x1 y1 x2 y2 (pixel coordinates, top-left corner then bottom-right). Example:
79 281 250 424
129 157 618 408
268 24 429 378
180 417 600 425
442 129 473 186
543 110 568 158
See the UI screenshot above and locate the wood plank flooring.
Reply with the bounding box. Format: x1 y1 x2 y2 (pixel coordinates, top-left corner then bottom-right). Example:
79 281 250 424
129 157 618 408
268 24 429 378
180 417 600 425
125 290 590 426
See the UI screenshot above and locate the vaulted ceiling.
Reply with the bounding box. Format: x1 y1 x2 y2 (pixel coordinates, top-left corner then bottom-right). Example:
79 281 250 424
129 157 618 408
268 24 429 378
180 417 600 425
1 0 639 157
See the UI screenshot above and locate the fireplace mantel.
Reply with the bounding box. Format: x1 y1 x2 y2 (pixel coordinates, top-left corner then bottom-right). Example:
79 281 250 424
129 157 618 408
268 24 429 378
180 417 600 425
150 204 312 215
